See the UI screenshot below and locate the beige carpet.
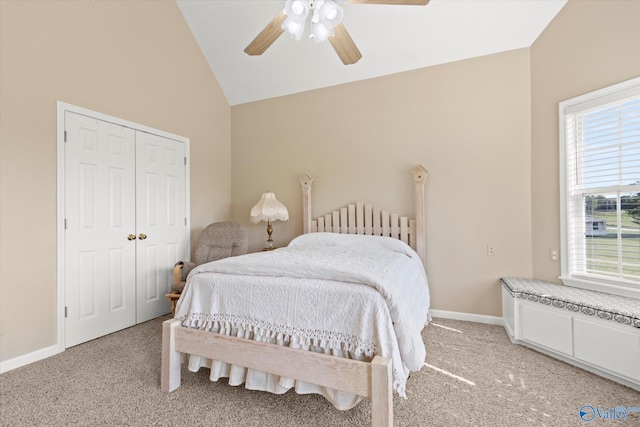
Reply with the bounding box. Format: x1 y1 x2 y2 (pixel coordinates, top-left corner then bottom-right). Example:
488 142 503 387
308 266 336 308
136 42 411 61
1 316 638 426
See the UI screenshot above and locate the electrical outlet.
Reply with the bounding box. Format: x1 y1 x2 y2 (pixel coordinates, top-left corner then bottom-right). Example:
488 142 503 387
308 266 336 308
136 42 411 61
551 249 559 262
487 244 495 256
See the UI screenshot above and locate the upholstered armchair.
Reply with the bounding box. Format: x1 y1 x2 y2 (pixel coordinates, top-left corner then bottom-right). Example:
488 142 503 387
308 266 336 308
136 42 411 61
171 221 248 293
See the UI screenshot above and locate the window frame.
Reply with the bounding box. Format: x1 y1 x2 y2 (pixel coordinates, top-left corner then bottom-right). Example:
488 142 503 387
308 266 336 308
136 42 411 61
559 76 640 299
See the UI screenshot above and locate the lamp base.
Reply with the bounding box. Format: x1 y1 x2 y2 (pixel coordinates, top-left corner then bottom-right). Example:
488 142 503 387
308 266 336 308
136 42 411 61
262 221 275 251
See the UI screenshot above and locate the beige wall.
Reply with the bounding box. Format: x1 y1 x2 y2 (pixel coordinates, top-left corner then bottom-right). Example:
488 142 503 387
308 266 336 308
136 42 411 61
530 0 640 283
231 49 533 317
0 1 231 362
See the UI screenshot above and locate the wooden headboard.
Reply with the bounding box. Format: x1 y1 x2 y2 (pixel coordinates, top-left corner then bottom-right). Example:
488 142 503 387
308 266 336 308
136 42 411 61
299 165 428 264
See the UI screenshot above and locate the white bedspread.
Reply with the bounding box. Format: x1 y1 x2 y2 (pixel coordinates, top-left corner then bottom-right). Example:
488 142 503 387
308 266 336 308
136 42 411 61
175 233 430 407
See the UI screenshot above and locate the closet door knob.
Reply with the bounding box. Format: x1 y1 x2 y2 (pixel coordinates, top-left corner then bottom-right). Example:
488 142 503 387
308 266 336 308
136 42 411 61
127 234 137 241
138 233 147 240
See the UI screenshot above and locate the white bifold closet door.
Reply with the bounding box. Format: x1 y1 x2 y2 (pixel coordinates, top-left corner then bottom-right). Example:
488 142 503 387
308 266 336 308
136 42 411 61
135 131 186 324
64 112 186 348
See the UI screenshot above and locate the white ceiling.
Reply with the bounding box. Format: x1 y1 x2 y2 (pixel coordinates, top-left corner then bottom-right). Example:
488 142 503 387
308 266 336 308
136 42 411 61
176 0 567 106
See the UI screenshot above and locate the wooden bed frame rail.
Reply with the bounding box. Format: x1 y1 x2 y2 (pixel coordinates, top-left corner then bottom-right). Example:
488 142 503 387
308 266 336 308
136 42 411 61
162 318 393 426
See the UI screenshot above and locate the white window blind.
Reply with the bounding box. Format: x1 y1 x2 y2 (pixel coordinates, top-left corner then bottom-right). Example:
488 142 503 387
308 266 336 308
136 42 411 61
560 77 640 297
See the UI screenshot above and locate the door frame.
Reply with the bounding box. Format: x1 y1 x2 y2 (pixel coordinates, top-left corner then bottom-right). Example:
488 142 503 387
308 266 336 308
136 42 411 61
56 101 191 352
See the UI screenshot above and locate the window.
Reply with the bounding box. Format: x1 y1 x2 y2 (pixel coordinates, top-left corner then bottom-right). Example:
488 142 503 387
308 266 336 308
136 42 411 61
559 77 640 298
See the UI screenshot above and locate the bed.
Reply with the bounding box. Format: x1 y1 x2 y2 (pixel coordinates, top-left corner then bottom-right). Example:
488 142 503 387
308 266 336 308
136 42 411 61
162 165 429 427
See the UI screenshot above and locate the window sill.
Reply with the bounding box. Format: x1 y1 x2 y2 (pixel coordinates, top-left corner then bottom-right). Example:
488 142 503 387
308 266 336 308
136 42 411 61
560 275 640 300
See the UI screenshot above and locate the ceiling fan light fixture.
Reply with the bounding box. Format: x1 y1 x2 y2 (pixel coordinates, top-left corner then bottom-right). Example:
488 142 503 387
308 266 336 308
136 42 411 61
282 0 343 43
284 0 310 22
283 0 311 40
319 0 343 25
311 21 334 42
312 0 343 42
283 17 306 40
284 0 311 22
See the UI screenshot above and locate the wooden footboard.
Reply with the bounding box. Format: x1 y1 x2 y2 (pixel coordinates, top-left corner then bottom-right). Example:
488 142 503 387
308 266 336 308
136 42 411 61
161 318 393 427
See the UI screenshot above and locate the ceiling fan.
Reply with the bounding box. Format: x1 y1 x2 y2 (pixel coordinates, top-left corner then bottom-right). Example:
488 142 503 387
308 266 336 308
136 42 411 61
244 0 430 65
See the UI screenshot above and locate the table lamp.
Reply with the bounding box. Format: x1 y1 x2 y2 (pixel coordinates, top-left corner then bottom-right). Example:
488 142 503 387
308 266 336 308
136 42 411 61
250 192 289 250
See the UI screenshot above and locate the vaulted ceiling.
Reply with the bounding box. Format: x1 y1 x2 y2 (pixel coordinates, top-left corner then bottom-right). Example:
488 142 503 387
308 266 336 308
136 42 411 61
177 0 567 105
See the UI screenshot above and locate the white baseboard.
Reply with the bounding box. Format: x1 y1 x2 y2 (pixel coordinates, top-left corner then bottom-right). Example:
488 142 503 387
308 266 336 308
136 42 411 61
429 309 504 326
0 344 63 374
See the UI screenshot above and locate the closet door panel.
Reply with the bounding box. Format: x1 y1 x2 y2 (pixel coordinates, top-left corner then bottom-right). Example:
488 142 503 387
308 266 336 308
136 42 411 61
135 131 187 323
64 112 137 347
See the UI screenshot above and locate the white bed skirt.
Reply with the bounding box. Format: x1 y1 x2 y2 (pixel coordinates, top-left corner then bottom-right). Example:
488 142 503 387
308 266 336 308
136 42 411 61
186 329 367 410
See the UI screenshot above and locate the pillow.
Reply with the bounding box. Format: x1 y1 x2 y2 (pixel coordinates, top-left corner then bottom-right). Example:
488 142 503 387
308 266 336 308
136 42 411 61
288 232 416 258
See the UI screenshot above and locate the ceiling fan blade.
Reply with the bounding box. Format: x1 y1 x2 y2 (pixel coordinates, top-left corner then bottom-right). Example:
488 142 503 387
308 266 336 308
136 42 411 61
244 11 287 56
346 0 429 5
329 23 363 65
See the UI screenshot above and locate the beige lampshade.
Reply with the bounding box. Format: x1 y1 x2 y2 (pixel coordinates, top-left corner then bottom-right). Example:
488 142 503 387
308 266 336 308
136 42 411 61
250 192 289 223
